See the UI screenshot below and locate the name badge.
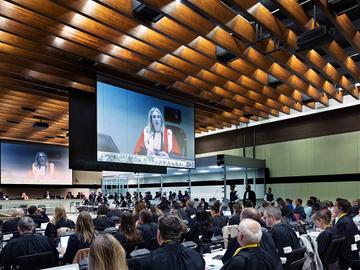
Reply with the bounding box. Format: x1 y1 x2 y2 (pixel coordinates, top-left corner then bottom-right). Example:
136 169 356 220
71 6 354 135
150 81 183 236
351 243 358 251
354 234 360 242
283 246 292 254
280 257 287 264
295 231 300 238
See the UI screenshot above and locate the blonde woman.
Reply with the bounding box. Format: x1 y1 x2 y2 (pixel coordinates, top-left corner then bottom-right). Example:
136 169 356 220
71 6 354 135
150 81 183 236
89 234 128 270
63 211 95 264
45 206 75 238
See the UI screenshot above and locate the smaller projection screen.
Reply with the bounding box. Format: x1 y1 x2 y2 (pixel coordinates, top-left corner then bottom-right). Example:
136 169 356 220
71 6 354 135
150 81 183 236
97 81 195 168
1 142 72 185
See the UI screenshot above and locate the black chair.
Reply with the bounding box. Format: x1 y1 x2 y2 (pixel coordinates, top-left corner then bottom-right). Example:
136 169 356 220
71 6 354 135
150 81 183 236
284 247 306 270
14 251 57 270
323 236 346 265
289 257 306 270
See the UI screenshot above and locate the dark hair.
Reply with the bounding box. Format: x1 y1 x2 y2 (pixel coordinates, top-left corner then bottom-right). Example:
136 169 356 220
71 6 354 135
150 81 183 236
158 214 184 241
285 198 293 204
315 209 331 225
243 200 253 208
241 208 261 223
211 200 221 213
27 205 37 215
276 198 285 207
120 211 142 243
97 204 109 216
34 152 48 168
336 198 351 213
233 203 242 215
296 198 303 205
139 209 153 224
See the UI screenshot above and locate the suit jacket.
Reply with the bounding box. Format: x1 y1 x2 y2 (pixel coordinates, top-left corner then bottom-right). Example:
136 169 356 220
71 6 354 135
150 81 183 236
243 190 256 207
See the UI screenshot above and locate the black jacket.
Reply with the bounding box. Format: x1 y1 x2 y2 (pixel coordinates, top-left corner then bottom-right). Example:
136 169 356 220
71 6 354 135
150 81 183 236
221 246 276 270
334 214 360 269
27 214 49 228
93 216 115 231
269 223 300 258
136 241 205 270
138 222 158 250
2 217 21 234
63 233 93 264
45 218 75 238
114 230 144 258
316 226 337 265
1 233 59 270
243 190 256 207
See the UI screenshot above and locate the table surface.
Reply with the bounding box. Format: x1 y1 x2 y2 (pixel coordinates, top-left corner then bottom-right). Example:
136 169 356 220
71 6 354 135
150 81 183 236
204 249 225 270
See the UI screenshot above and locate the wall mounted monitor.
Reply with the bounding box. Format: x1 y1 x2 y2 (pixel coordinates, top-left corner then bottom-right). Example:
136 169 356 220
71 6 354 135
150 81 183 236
1 141 72 185
97 80 195 168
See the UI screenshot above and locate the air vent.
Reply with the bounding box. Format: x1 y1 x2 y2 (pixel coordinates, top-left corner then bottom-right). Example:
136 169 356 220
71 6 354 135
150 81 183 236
61 128 69 131
33 121 49 130
22 107 36 112
328 0 358 15
297 25 335 51
216 46 238 63
133 0 164 23
55 135 66 139
6 120 19 124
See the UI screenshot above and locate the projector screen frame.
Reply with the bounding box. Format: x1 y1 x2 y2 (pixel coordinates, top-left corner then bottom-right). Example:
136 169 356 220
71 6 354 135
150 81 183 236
96 74 196 169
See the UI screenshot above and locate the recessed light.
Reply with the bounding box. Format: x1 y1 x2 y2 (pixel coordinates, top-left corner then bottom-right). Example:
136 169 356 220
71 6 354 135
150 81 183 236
198 170 210 173
228 167 242 171
173 172 183 175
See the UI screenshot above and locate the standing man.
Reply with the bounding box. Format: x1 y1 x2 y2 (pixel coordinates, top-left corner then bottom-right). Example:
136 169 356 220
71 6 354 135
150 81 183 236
243 184 256 208
229 184 238 214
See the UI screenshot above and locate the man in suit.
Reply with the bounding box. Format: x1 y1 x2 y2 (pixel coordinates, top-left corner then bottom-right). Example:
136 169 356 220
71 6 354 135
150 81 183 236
243 184 256 207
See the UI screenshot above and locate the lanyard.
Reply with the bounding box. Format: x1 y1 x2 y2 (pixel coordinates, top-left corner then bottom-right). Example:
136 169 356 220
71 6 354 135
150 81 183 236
233 244 259 257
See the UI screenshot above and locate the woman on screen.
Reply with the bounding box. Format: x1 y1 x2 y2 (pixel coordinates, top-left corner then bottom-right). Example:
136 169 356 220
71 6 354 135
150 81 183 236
32 152 54 179
134 107 181 158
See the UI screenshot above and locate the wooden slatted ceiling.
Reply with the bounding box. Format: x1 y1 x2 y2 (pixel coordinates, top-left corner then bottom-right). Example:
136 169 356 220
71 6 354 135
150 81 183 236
0 0 359 144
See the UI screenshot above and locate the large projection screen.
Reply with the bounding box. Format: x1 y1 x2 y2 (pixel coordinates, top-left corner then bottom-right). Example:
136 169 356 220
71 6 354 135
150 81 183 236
97 81 195 168
1 141 72 185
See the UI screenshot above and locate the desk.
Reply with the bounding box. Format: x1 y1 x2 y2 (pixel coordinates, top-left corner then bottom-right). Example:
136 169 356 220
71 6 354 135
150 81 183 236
204 249 225 270
0 199 82 214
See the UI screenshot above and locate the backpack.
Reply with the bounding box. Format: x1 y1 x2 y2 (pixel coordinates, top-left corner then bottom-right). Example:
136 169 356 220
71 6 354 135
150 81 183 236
299 234 323 270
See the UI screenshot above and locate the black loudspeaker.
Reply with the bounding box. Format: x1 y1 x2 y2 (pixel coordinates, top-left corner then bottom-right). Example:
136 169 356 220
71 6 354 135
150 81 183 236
297 25 335 51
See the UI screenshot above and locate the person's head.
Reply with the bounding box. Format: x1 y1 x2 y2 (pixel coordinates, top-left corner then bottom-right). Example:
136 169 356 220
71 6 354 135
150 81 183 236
263 206 282 227
285 198 292 206
35 152 48 167
236 218 262 247
295 198 302 206
276 198 285 208
157 214 184 245
120 212 136 235
240 207 261 223
135 201 145 215
54 206 67 223
230 184 236 191
352 198 360 207
200 198 205 203
314 209 331 230
210 200 221 216
97 204 109 216
27 205 38 215
243 199 253 208
186 200 194 208
233 203 243 215
89 234 128 270
17 217 36 234
12 208 25 218
148 107 164 133
267 187 272 193
246 184 251 191
139 209 153 224
76 211 94 243
334 198 351 216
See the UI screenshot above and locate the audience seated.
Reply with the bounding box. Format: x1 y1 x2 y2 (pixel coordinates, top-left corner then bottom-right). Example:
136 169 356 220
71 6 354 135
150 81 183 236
1 217 58 270
185 200 197 220
88 234 128 270
137 209 158 250
93 204 115 231
63 211 96 264
228 203 242 226
263 206 300 263
293 198 306 221
114 211 144 257
211 201 227 229
221 219 276 270
314 209 337 267
27 205 49 228
197 198 209 210
353 208 360 231
45 206 75 239
150 205 163 223
2 208 25 234
136 214 205 270
276 198 293 222
332 198 360 269
223 208 282 270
